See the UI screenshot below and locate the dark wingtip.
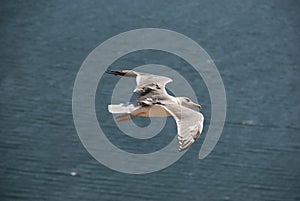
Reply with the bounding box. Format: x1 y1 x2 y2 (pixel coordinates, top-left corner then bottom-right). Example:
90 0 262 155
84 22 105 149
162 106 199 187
105 69 117 74
105 70 125 76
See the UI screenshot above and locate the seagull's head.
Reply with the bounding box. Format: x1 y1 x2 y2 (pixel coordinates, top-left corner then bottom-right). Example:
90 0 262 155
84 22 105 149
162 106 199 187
176 97 202 109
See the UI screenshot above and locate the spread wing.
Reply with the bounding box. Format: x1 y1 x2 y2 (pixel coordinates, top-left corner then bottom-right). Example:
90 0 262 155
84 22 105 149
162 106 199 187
106 70 172 94
159 104 204 152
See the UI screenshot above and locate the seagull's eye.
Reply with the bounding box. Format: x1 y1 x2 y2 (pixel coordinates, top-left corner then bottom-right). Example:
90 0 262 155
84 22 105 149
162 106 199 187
185 98 190 102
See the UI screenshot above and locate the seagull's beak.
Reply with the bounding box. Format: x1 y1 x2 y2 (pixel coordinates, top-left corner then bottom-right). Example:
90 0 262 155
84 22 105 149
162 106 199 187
192 103 202 109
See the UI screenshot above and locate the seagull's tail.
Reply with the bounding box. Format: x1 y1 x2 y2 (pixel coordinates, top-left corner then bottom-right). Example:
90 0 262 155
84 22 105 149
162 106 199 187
108 103 140 114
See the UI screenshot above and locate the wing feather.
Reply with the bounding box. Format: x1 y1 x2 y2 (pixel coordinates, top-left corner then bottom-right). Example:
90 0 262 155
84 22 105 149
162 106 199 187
106 70 172 93
159 104 204 151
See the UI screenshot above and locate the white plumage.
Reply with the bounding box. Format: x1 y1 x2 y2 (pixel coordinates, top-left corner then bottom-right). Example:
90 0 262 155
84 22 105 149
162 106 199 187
106 70 204 152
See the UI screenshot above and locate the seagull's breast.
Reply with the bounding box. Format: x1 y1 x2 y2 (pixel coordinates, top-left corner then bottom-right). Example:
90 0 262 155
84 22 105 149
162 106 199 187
140 105 171 117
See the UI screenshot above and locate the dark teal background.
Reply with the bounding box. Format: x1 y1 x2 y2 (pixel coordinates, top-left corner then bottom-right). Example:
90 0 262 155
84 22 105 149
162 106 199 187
1 0 299 200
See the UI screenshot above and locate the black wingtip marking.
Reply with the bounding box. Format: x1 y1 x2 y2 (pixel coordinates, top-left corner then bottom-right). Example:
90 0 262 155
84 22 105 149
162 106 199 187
105 70 126 76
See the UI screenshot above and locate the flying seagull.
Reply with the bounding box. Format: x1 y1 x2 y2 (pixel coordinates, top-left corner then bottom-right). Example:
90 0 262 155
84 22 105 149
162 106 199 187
106 70 204 152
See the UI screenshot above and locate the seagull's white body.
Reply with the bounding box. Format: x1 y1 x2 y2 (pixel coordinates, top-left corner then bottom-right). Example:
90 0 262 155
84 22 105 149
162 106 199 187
106 70 204 152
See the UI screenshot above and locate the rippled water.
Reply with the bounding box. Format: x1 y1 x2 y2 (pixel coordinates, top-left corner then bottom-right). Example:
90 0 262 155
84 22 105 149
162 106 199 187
1 0 299 200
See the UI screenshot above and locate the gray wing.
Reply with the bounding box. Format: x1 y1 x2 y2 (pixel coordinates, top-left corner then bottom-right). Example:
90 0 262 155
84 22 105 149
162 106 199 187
159 104 204 151
106 70 172 94
134 72 172 94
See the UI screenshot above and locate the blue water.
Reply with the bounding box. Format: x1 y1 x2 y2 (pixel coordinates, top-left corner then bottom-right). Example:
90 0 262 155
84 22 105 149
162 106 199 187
1 0 299 200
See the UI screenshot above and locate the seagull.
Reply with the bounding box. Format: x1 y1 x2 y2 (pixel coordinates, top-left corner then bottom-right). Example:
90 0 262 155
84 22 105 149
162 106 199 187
106 70 204 152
